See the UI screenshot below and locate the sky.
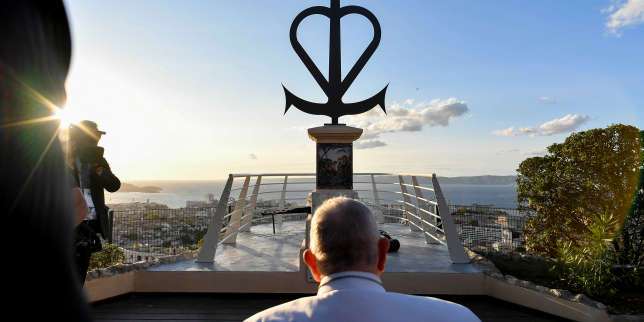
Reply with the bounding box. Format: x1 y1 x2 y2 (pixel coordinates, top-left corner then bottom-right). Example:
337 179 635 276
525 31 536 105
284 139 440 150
61 0 644 180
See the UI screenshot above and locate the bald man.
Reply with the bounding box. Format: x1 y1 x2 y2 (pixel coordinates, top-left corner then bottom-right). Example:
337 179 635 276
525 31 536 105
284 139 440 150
245 197 480 322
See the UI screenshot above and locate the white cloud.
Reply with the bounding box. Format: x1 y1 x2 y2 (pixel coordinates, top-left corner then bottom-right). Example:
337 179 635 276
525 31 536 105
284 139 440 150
525 150 547 157
538 96 556 104
493 127 518 137
249 153 258 160
496 149 520 155
493 127 536 137
355 140 387 150
349 98 468 143
493 114 589 137
538 114 590 135
605 0 644 35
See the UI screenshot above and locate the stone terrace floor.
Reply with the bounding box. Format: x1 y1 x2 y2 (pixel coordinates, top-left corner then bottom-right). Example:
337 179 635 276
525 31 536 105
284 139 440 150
149 221 479 274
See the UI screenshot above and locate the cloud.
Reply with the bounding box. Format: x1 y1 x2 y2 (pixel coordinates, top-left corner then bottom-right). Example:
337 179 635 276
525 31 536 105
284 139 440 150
496 149 520 155
355 140 387 150
249 153 258 160
349 98 469 145
538 96 556 104
605 0 644 35
493 114 589 137
525 150 547 157
538 114 590 135
493 127 518 137
493 127 535 137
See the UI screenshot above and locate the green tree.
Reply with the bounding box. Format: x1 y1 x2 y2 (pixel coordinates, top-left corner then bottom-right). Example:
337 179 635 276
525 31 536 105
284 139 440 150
89 243 126 270
517 124 641 256
615 130 644 271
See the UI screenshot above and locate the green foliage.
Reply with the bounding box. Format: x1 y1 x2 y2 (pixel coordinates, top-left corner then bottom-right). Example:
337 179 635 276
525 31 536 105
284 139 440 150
194 229 207 243
517 125 642 300
89 243 125 270
555 212 619 298
517 124 641 256
613 130 644 290
180 234 194 246
144 212 161 221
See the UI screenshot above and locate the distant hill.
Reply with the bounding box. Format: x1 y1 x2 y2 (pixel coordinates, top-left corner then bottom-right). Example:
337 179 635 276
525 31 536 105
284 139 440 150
437 175 517 185
119 183 163 193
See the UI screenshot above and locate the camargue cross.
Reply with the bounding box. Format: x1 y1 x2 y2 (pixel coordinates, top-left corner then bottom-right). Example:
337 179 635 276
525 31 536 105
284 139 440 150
283 0 388 125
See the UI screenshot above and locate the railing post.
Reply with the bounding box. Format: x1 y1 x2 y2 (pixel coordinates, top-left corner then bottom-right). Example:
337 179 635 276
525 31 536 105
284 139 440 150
223 176 251 244
197 174 234 263
241 176 262 232
432 174 470 263
371 174 384 224
411 176 438 244
399 175 420 232
276 175 288 226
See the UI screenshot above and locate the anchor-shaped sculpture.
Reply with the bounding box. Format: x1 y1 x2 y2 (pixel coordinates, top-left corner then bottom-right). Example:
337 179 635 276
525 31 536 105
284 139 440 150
283 0 387 125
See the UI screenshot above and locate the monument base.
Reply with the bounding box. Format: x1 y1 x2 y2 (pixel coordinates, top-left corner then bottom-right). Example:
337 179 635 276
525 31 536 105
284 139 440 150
308 125 362 190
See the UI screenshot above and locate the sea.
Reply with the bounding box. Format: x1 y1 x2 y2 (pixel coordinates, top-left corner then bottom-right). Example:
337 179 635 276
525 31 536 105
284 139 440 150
107 179 518 209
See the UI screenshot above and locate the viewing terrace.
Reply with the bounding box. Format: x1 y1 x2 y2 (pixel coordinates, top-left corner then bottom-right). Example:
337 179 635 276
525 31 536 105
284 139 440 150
86 173 610 322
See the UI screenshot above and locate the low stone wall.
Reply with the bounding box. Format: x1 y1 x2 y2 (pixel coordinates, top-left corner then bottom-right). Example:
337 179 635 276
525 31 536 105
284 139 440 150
85 251 199 282
465 249 642 322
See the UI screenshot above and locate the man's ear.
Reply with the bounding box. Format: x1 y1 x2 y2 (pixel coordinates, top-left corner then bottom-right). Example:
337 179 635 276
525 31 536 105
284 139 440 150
376 237 389 274
303 249 322 283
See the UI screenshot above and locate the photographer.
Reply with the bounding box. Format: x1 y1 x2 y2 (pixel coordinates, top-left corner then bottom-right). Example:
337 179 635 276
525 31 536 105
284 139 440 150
69 120 121 284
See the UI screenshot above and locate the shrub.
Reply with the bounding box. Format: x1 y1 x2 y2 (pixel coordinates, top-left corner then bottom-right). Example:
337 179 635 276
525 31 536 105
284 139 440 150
518 124 640 256
89 243 125 270
555 212 618 298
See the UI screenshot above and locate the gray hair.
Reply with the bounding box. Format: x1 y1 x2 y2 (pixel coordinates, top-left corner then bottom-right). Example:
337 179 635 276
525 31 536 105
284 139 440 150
310 197 379 275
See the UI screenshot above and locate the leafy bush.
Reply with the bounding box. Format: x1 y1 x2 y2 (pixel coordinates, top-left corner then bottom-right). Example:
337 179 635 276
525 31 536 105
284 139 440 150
89 243 125 270
516 125 642 300
613 130 644 291
555 212 618 298
144 212 161 220
517 124 640 257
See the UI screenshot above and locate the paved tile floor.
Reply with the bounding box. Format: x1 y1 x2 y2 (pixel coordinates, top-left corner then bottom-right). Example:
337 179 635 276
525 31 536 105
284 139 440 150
150 221 480 274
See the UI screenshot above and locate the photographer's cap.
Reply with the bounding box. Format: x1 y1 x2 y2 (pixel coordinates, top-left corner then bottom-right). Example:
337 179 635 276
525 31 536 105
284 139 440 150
78 120 106 135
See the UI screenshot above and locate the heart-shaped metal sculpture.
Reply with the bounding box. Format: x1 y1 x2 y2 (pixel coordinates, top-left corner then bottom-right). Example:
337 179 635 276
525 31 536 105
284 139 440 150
283 0 387 125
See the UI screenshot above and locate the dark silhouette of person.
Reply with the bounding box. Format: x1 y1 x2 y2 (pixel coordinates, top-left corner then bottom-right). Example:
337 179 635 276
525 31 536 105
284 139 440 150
0 1 91 321
69 119 121 284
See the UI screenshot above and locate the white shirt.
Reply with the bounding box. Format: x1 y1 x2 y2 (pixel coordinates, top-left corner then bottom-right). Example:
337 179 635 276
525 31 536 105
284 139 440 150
245 271 481 322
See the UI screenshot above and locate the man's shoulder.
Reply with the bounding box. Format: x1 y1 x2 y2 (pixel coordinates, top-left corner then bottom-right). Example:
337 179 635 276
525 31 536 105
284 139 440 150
245 292 479 322
383 292 479 320
245 296 318 322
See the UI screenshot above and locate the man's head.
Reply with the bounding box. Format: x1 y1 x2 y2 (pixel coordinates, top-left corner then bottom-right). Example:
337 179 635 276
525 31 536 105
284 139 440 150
69 120 105 148
304 197 389 282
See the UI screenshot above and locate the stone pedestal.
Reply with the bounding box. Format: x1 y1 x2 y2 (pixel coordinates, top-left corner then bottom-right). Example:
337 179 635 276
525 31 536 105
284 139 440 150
304 124 363 248
300 125 363 282
308 125 362 190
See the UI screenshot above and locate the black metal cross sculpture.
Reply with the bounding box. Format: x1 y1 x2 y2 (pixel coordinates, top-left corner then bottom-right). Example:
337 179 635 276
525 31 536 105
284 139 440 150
283 0 387 125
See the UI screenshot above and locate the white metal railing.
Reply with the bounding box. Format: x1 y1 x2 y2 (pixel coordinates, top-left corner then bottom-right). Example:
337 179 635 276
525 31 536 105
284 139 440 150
196 173 469 264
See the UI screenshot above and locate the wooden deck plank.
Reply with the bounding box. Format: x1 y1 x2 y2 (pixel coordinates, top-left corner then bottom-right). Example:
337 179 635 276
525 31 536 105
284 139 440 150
91 293 572 322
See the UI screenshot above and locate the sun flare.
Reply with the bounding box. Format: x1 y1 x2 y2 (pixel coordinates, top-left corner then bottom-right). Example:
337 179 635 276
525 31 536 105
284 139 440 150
54 106 79 128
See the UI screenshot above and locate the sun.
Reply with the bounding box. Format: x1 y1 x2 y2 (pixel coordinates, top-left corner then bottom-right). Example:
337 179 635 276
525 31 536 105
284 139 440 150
54 106 79 128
